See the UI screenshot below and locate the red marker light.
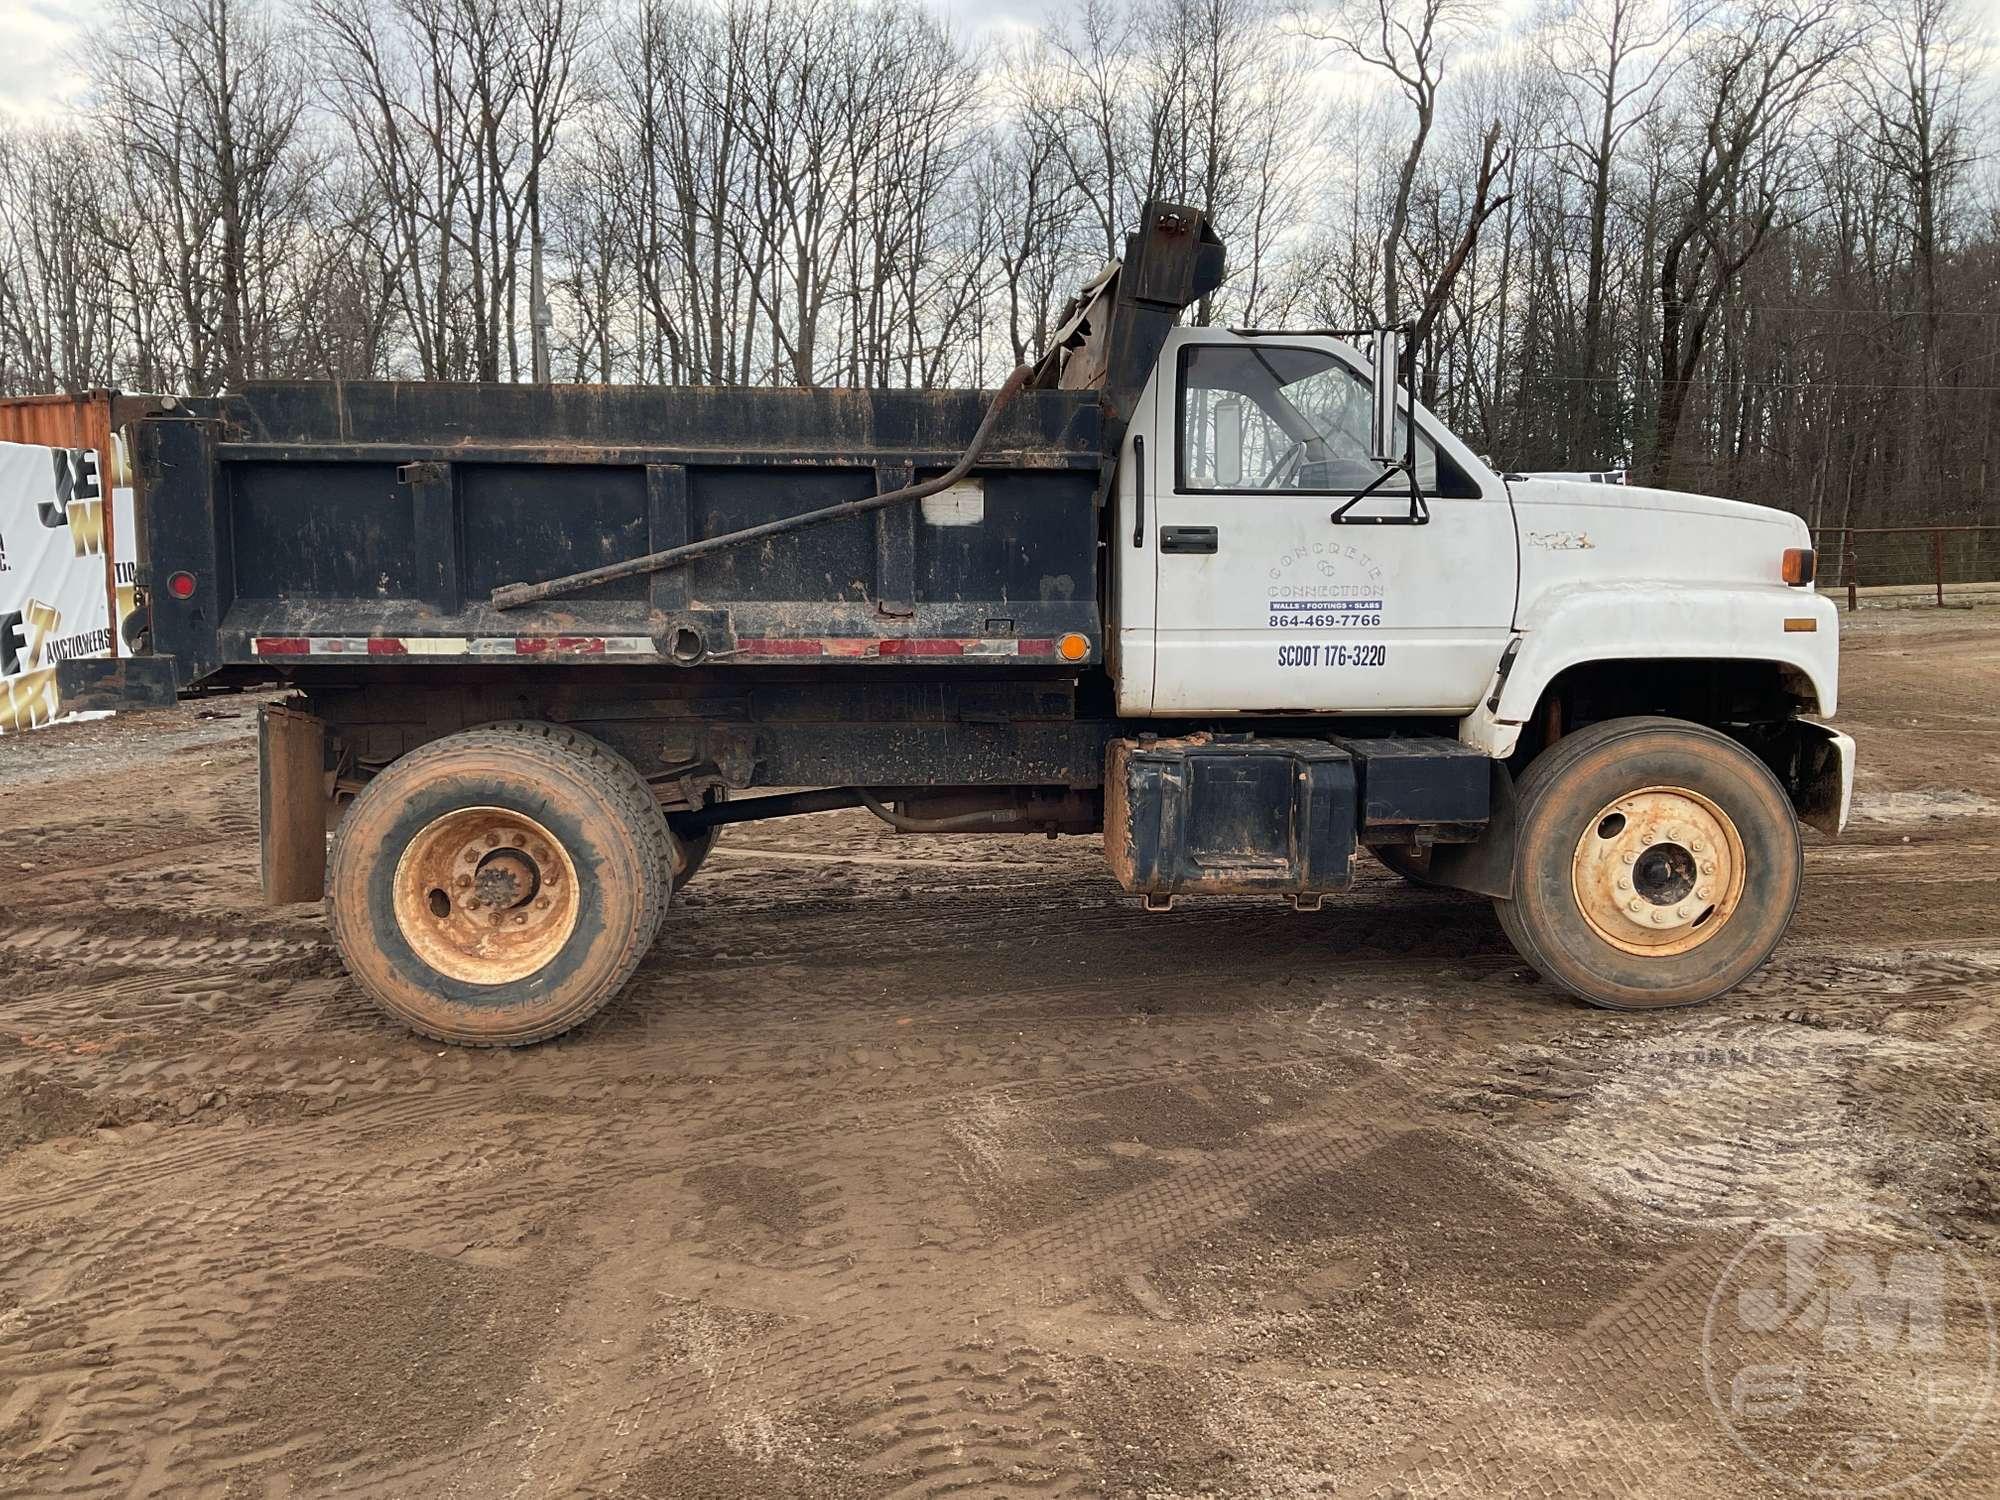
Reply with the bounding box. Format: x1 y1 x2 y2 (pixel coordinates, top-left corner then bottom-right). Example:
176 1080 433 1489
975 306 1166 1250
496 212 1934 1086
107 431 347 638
167 571 197 599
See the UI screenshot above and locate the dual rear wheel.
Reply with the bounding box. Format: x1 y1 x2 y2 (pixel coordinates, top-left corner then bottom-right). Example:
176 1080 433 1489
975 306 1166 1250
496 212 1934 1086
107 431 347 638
326 723 678 1046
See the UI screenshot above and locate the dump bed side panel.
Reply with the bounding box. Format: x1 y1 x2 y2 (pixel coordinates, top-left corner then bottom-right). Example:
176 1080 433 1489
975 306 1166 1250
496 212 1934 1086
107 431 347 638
145 382 1105 687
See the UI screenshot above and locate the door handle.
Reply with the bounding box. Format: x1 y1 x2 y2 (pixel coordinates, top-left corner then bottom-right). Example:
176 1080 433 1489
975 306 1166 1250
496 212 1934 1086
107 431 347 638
1159 525 1218 554
1132 434 1145 548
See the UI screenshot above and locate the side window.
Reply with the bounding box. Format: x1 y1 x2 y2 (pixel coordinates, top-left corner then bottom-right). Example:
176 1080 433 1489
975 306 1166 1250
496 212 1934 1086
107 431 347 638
1178 343 1456 495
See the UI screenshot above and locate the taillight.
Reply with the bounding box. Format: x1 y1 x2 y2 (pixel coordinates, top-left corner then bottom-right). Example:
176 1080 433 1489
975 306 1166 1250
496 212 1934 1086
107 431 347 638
1781 548 1815 586
167 570 197 599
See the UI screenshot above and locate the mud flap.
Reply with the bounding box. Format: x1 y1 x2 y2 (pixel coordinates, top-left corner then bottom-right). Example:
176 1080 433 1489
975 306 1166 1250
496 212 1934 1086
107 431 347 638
260 704 328 905
53 656 180 712
1425 761 1519 900
1792 723 1854 837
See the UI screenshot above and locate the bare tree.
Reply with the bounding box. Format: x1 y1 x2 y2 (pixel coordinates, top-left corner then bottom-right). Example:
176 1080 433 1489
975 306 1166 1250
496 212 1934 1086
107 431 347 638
96 0 317 393
1539 0 1694 463
1304 0 1481 324
0 129 124 393
1647 0 1856 482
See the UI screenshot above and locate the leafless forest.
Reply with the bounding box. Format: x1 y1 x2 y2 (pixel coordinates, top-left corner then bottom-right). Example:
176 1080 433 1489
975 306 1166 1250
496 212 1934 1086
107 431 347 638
0 0 1994 526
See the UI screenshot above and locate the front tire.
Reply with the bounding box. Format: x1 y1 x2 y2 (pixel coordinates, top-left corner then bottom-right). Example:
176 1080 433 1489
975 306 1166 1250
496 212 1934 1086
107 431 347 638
326 723 670 1046
1494 716 1801 1010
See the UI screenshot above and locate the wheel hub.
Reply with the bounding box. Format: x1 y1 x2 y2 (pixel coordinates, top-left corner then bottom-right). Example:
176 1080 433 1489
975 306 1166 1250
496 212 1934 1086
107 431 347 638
473 848 539 908
393 807 580 984
1571 786 1746 957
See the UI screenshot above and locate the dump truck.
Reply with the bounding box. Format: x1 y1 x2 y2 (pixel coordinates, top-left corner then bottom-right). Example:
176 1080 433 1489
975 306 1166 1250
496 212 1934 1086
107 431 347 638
92 202 1852 1045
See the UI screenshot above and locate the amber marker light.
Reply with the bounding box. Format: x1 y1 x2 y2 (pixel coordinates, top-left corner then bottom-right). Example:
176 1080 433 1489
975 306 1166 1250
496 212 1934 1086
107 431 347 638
1781 548 1815 585
1057 632 1090 662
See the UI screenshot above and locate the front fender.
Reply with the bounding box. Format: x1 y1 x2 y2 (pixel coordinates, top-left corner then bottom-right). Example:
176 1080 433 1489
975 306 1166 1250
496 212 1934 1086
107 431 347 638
1489 582 1839 724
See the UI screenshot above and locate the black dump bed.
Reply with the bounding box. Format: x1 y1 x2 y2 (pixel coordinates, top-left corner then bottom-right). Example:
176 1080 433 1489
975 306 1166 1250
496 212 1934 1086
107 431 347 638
137 204 1223 689
142 381 1103 685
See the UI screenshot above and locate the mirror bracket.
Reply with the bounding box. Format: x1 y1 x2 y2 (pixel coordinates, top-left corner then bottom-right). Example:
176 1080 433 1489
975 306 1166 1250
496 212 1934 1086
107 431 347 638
1332 322 1428 526
1330 464 1431 527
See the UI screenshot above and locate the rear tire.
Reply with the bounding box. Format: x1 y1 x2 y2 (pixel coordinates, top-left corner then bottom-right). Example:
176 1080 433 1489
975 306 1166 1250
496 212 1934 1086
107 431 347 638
672 826 716 889
1494 716 1801 1010
326 723 670 1046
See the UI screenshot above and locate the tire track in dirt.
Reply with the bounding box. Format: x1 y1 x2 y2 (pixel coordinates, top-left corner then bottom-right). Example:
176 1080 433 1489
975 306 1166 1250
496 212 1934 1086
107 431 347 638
0 1049 1411 1499
318 1084 1431 1498
0 923 321 972
1345 1228 1998 1498
0 1039 1380 1419
5 938 1988 1286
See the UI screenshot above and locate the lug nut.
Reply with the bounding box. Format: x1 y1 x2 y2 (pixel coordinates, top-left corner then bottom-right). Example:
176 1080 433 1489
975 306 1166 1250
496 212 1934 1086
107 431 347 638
1691 838 1706 853
485 832 501 847
1628 899 1643 913
455 874 471 888
1616 879 1630 892
1667 825 1683 841
535 896 550 910
513 914 528 927
1676 905 1690 919
1697 887 1711 901
1651 911 1666 924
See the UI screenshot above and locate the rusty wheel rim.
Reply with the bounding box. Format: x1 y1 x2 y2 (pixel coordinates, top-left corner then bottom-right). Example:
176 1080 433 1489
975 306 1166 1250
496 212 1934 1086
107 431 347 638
392 806 580 985
1570 785 1746 957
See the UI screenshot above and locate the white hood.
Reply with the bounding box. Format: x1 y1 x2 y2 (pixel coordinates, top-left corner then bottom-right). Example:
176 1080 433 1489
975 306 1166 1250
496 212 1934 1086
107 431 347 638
1506 476 1810 590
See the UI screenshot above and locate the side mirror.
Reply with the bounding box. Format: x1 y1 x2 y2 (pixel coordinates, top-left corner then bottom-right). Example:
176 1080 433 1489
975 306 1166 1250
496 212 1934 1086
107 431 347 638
1368 328 1400 464
1214 397 1245 487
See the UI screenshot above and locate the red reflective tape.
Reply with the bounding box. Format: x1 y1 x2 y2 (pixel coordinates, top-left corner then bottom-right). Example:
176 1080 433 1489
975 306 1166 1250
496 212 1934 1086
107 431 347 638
253 637 309 655
735 638 824 656
1017 639 1059 656
823 638 878 657
366 638 407 655
877 638 964 656
510 636 600 655
513 636 607 655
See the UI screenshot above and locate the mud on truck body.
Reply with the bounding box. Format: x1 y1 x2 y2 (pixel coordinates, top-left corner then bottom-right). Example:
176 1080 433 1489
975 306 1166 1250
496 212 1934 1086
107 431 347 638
100 203 1853 1045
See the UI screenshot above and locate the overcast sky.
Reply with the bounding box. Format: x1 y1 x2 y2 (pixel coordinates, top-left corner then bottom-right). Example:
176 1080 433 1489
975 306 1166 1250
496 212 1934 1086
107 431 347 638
4 0 1998 124
0 0 1042 120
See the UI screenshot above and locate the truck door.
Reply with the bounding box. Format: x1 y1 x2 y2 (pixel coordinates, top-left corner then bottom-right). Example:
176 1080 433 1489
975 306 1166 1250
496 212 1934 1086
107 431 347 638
1137 331 1517 715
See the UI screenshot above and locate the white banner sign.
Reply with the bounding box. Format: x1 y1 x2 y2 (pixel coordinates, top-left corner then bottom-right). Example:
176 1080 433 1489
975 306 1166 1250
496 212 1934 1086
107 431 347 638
113 434 139 657
0 438 115 733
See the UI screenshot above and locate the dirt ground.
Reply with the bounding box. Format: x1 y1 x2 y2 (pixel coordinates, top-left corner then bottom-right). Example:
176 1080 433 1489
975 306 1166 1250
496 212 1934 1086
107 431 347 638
1 606 1997 1499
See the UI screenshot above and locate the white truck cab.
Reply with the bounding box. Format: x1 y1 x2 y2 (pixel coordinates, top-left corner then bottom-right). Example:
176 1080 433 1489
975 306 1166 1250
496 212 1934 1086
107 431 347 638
1113 326 1848 826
